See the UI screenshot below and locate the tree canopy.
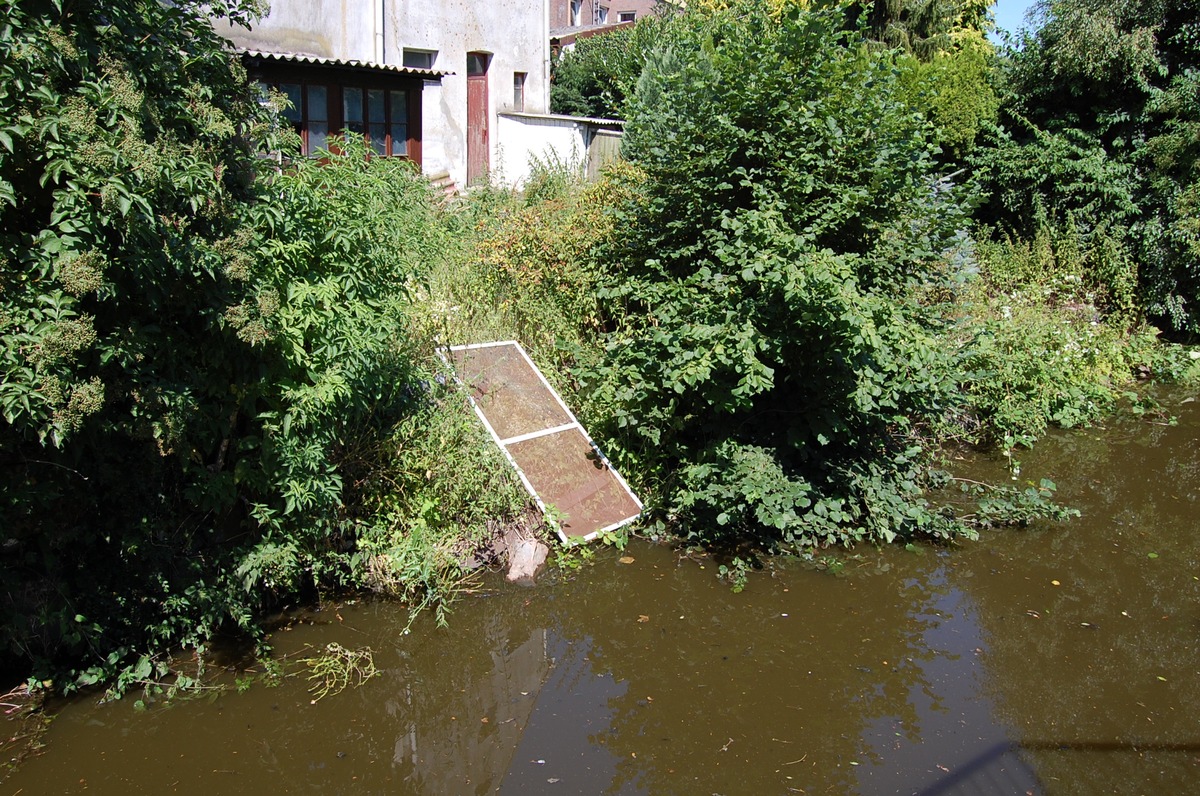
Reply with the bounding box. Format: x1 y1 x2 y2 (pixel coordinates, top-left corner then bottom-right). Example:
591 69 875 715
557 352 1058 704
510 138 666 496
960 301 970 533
975 0 1200 332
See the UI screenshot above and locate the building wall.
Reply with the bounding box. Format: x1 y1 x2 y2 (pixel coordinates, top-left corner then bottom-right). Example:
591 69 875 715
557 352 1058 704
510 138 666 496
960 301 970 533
219 0 375 61
494 113 587 186
390 0 550 186
495 113 624 187
220 0 550 188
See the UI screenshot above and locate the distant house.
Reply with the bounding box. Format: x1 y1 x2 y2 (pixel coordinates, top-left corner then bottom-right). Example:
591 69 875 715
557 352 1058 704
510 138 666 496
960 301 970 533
217 0 551 189
550 0 657 28
548 0 662 56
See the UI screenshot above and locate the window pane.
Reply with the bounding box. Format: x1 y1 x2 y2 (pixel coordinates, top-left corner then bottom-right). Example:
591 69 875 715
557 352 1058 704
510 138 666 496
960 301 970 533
309 121 328 153
390 123 407 156
388 91 408 156
467 52 488 76
270 83 297 123
365 122 383 155
513 73 526 112
279 83 302 123
305 86 328 156
306 85 327 121
344 86 363 134
402 49 436 70
389 89 406 116
368 89 385 123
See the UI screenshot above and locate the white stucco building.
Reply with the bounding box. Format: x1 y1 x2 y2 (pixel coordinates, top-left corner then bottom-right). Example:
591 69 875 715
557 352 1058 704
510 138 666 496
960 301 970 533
219 0 552 189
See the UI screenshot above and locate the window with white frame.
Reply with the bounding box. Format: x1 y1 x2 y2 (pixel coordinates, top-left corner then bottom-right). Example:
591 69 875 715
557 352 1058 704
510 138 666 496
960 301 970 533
402 49 438 70
513 72 527 112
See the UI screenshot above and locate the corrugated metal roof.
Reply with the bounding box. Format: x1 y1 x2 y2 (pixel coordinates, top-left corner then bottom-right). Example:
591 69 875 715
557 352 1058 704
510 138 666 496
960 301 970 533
498 111 624 128
549 21 635 38
237 49 451 79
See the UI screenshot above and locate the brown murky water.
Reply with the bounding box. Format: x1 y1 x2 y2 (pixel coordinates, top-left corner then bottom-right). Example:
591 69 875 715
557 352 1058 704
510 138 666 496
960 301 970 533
7 397 1200 795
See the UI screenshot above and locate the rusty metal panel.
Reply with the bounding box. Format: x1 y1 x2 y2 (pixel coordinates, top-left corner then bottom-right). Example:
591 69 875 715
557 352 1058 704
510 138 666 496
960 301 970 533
444 341 641 542
506 428 642 539
447 343 572 440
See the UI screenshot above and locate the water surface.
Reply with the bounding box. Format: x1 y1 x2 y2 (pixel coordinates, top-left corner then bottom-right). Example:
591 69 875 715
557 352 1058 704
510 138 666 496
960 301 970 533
7 399 1199 795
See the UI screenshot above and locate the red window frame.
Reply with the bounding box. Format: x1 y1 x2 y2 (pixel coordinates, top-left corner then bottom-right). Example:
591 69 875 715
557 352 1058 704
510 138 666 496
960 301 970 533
253 63 423 164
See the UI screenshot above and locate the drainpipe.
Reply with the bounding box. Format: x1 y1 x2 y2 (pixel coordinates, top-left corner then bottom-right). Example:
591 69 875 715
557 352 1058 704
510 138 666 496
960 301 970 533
543 0 551 112
375 0 385 62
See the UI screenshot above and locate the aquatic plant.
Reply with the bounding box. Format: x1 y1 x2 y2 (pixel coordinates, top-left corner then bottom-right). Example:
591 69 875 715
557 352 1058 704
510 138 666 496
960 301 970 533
299 643 378 702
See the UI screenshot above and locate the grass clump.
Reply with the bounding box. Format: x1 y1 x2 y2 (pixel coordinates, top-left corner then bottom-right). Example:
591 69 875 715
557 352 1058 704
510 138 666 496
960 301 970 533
351 376 529 626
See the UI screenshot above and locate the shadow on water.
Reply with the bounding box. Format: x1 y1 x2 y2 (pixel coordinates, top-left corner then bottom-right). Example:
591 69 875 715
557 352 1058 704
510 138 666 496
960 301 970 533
5 395 1200 795
913 742 1038 796
915 739 1200 796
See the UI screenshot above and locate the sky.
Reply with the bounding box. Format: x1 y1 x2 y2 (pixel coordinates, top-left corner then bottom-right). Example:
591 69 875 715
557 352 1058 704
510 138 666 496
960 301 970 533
989 0 1040 43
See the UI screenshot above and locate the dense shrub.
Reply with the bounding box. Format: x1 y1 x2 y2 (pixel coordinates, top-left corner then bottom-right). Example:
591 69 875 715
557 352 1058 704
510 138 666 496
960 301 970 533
0 0 487 689
580 2 981 549
0 0 283 686
231 140 443 610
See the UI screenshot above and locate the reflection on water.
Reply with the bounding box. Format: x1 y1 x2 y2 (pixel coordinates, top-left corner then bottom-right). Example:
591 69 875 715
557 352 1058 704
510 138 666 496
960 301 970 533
961 399 1200 795
398 624 549 793
854 565 1039 795
7 396 1200 795
497 634 631 795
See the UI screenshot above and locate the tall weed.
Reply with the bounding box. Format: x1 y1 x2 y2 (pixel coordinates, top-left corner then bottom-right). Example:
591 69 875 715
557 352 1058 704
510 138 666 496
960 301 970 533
422 159 638 398
949 218 1193 455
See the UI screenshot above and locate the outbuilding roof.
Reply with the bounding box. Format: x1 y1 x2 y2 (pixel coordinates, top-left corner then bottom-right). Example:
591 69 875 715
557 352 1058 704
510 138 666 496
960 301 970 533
498 110 624 128
237 49 451 80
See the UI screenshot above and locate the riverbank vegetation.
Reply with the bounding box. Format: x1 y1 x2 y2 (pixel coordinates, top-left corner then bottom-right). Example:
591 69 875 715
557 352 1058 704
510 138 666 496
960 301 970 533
1 0 1197 694
557 0 1198 554
0 0 528 692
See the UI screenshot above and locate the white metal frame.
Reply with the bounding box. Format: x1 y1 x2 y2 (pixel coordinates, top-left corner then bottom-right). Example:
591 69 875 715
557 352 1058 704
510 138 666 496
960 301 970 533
439 340 642 544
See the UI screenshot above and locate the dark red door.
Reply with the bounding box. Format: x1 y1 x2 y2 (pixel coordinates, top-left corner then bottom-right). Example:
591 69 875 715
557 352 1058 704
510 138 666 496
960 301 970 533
467 52 490 186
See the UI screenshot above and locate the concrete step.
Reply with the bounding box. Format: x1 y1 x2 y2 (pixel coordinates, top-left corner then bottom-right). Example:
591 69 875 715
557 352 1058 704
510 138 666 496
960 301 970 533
427 169 458 202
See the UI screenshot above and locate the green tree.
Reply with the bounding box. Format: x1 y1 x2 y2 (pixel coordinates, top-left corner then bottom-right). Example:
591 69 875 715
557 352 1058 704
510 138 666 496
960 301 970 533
845 0 1001 164
580 2 982 549
974 0 1200 331
550 15 674 118
0 0 436 688
851 0 992 57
